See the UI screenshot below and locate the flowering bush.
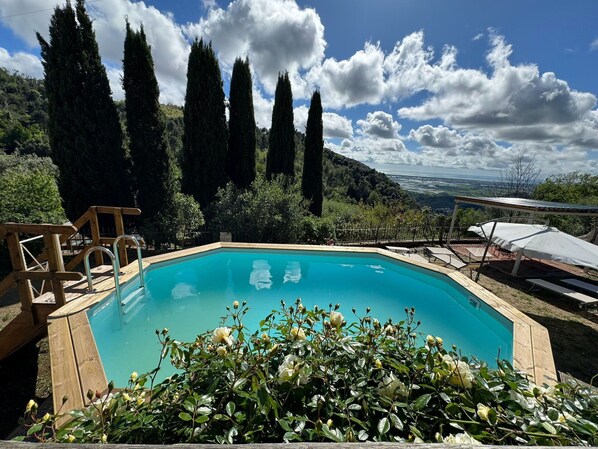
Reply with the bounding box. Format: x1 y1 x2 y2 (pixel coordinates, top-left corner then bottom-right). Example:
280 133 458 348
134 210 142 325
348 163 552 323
22 301 598 445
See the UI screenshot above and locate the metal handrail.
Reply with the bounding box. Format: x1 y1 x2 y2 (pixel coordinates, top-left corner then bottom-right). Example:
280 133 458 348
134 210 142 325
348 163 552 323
83 246 121 307
112 234 145 289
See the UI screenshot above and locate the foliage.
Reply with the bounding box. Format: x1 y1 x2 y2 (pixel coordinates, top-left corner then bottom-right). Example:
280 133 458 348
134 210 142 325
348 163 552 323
227 58 256 189
25 303 598 445
123 22 178 236
171 192 205 242
181 39 228 208
533 172 598 236
37 0 132 220
0 67 50 157
209 176 307 243
266 72 295 180
0 157 65 224
298 215 336 244
302 90 324 216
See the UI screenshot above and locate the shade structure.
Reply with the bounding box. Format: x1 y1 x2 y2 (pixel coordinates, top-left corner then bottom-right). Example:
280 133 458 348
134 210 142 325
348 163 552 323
468 222 598 275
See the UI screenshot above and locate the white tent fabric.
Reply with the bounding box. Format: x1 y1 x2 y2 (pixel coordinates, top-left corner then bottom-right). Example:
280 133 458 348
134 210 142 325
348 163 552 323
467 222 598 273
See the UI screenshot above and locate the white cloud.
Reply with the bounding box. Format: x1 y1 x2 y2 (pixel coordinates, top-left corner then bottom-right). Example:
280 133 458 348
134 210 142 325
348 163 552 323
186 0 325 95
357 111 400 139
590 38 598 51
0 47 43 78
252 87 274 129
294 105 353 139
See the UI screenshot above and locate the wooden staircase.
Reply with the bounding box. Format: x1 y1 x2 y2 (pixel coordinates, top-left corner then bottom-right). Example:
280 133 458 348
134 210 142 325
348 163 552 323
0 206 140 361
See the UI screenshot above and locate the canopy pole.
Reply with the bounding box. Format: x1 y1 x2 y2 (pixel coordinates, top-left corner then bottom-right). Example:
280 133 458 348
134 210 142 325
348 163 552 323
512 250 524 276
446 203 460 247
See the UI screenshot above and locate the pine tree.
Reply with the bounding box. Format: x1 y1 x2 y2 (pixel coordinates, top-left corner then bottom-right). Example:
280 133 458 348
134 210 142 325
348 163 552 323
227 58 256 189
302 90 324 216
266 72 295 180
37 0 132 220
181 39 228 208
123 22 177 238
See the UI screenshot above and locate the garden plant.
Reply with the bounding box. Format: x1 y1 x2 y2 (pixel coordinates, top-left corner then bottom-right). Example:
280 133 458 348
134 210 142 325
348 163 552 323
23 301 598 445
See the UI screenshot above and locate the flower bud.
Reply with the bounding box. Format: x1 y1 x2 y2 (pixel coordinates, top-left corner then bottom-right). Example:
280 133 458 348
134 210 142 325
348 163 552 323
41 413 51 423
25 399 37 412
426 335 436 347
67 434 76 443
233 300 239 309
216 346 228 357
261 333 270 343
375 359 382 369
330 311 344 328
101 434 108 444
130 371 138 382
123 393 131 402
436 336 443 346
326 418 333 428
477 403 492 422
290 327 306 340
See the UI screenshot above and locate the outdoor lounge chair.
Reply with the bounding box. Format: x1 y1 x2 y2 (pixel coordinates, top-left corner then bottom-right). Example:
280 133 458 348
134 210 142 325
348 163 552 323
425 247 466 270
385 246 411 254
561 278 598 296
526 278 598 309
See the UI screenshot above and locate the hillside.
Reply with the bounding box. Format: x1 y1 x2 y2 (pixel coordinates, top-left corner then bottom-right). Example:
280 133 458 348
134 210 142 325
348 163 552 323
0 69 413 210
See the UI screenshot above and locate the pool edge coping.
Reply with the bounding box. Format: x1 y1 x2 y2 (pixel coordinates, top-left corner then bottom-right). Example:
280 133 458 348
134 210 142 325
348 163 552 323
47 242 557 424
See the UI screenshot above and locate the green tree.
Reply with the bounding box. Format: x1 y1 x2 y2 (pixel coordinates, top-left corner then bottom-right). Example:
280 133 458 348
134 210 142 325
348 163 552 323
37 0 132 220
0 161 65 224
181 39 228 208
227 58 256 189
266 72 295 180
301 90 323 216
210 176 307 243
122 22 177 240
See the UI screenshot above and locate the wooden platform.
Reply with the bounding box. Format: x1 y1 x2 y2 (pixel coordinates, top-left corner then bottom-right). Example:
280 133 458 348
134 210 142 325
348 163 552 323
47 243 558 424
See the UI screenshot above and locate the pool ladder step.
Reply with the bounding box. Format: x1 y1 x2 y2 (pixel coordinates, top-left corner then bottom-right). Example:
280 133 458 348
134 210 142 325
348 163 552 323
121 287 145 315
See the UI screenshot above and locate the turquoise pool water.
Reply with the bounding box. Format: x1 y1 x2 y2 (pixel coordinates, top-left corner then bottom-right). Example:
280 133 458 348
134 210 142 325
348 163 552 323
88 248 513 386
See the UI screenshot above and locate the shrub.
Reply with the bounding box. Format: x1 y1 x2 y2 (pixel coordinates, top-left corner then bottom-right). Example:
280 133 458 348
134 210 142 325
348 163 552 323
23 303 598 445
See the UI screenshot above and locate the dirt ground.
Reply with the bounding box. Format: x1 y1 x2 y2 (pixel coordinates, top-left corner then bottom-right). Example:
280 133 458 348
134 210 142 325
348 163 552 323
0 261 597 438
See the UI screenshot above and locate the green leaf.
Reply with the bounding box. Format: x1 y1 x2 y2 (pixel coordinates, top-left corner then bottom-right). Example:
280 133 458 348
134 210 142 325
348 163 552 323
27 423 43 436
195 415 209 424
358 430 369 441
226 401 236 417
348 403 362 410
541 422 557 435
389 412 404 430
414 393 431 411
322 424 343 442
178 411 193 422
278 419 292 432
377 417 390 435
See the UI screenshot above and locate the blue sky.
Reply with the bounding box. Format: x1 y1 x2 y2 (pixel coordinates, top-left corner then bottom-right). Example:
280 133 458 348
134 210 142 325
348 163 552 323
1 0 598 179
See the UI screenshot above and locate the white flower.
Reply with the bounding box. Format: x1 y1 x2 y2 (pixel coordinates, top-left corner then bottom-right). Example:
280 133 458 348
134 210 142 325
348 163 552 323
290 327 306 340
130 371 138 382
330 311 344 328
233 300 239 309
384 325 396 335
26 399 37 412
443 432 479 445
378 372 408 398
211 327 234 346
443 355 474 389
101 434 108 444
477 403 492 422
277 354 310 384
216 346 228 357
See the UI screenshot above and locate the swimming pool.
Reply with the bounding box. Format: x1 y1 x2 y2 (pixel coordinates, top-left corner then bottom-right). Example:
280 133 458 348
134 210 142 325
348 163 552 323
88 247 514 386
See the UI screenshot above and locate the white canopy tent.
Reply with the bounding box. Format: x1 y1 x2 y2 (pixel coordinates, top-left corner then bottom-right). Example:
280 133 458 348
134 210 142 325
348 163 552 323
468 222 598 275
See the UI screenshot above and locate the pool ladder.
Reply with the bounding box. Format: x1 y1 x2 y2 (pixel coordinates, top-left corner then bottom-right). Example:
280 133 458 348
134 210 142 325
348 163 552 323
83 234 145 314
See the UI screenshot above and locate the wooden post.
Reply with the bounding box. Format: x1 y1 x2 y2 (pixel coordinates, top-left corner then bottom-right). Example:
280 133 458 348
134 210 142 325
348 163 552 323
446 203 460 247
89 207 103 266
114 209 128 266
43 232 67 307
6 233 35 324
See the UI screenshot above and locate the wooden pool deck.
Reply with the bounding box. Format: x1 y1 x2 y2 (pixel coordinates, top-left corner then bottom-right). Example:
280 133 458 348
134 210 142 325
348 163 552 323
48 243 557 423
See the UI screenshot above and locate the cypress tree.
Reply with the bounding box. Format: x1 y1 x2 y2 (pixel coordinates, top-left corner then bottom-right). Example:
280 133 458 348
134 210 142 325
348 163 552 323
37 0 132 220
227 58 256 188
181 39 228 208
301 90 324 216
266 72 295 180
123 22 177 236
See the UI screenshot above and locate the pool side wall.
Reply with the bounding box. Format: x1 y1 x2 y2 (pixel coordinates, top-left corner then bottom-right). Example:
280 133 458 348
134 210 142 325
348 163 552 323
47 242 557 424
